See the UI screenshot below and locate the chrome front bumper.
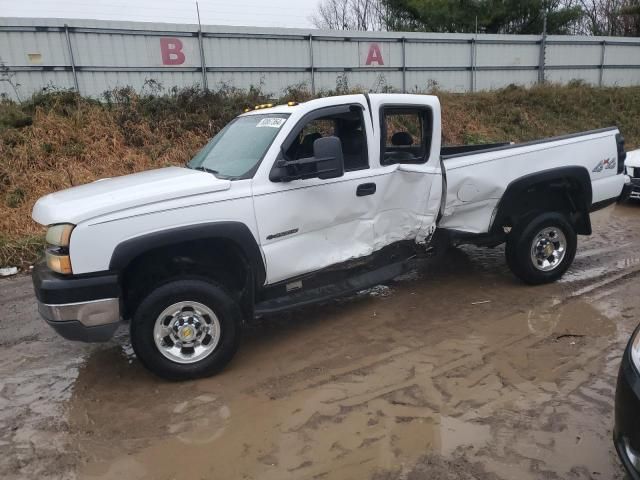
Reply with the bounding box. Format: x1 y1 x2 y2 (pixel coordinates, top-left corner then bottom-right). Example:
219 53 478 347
33 261 122 342
38 298 121 342
623 175 640 200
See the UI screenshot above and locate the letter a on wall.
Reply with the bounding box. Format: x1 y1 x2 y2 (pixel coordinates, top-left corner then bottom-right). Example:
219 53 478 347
160 38 186 65
365 43 384 66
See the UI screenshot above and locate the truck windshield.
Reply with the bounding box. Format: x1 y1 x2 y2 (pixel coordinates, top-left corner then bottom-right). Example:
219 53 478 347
188 113 290 178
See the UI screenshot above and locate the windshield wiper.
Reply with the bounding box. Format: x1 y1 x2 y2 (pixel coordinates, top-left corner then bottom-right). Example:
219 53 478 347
192 166 220 175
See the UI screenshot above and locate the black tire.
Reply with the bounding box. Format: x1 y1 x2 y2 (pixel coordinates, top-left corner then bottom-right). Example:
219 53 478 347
130 278 242 381
505 212 577 285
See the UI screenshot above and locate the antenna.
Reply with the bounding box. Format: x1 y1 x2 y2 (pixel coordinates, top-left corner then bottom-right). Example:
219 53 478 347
196 1 202 29
195 1 208 90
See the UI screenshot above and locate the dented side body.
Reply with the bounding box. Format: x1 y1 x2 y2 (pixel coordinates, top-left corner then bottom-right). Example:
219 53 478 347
250 93 443 284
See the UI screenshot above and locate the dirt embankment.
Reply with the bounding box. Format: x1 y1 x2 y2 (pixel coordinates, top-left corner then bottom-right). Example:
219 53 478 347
2 83 640 267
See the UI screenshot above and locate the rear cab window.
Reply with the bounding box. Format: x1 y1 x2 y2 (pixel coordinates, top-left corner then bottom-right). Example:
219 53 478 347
381 107 432 165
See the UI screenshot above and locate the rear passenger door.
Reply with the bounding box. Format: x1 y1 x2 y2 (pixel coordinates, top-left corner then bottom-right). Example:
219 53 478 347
368 95 443 249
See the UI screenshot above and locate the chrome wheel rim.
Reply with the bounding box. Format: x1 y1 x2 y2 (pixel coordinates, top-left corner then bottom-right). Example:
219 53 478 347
153 301 221 364
530 226 567 272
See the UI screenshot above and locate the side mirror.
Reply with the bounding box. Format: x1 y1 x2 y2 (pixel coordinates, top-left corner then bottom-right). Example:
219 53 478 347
270 136 345 182
313 136 345 180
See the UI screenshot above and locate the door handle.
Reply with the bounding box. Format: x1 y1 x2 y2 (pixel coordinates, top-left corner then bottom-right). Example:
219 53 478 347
356 182 376 196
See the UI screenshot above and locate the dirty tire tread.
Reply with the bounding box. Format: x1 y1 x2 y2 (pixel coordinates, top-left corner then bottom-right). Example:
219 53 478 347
130 278 242 381
505 212 577 285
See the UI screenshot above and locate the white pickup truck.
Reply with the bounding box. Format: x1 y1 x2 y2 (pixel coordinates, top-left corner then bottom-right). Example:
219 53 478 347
31 93 629 380
623 149 640 200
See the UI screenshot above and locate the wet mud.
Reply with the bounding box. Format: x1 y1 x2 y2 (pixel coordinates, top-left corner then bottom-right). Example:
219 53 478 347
2 203 640 479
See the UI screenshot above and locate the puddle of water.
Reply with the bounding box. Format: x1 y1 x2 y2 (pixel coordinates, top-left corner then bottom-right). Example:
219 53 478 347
71 287 626 480
0 343 86 479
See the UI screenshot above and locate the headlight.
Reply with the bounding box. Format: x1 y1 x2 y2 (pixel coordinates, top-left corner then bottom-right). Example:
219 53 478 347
627 166 634 177
631 328 640 372
45 224 75 274
45 224 74 247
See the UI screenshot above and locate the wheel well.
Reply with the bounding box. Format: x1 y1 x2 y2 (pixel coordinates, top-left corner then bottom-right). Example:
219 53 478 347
120 238 254 321
493 173 592 236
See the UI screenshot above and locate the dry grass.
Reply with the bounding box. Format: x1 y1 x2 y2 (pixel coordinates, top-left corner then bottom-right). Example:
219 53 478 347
1 82 639 268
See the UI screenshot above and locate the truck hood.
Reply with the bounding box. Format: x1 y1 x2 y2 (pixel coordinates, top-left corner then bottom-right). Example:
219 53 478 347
32 167 231 225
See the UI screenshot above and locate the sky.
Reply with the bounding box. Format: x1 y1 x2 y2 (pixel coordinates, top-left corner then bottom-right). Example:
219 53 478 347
0 0 321 28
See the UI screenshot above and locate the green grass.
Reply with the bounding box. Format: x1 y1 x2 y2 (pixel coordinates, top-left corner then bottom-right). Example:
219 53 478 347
0 235 44 269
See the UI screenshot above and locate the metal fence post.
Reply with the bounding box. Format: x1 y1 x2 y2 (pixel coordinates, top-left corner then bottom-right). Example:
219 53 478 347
538 15 547 84
401 37 407 93
197 29 208 90
64 24 80 94
469 37 476 92
599 40 606 87
309 34 315 95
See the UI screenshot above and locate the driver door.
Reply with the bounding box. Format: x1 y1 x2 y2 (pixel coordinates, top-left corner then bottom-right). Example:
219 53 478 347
252 101 376 285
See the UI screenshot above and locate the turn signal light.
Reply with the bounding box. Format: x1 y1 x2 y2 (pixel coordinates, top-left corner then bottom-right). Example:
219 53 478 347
46 251 73 275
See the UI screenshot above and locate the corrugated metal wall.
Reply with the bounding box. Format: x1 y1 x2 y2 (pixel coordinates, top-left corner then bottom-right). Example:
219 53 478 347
1 17 640 100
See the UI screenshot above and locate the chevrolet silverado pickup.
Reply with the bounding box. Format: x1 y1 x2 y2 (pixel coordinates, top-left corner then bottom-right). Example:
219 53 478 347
31 93 629 380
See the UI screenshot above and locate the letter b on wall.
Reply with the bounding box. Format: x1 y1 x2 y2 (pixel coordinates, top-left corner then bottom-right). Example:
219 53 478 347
160 37 185 65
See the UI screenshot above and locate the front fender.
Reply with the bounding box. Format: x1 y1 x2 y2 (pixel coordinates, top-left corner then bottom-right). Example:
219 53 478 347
109 222 266 287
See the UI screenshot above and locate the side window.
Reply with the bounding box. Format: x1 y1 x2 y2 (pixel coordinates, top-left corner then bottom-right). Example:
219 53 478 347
286 119 336 160
284 107 369 172
381 108 432 165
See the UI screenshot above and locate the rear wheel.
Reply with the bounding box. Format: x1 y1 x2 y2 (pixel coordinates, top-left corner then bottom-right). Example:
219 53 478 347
130 278 242 380
505 212 577 285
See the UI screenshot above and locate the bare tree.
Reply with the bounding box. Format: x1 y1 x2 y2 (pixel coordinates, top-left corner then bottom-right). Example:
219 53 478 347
573 0 640 35
311 0 390 31
312 0 640 35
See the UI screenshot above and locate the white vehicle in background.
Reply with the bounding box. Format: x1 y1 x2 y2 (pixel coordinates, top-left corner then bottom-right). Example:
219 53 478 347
623 149 640 201
30 93 629 380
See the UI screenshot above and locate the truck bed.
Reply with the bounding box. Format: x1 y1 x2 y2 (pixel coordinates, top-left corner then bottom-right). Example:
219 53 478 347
438 127 625 235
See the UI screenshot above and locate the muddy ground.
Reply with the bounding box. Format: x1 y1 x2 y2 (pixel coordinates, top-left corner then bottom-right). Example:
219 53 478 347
2 204 640 480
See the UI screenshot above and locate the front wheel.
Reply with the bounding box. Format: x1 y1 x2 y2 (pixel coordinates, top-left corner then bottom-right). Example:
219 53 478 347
505 212 577 285
130 279 242 380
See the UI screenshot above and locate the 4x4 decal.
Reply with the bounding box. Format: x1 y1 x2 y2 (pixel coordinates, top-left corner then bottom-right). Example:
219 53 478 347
593 157 616 172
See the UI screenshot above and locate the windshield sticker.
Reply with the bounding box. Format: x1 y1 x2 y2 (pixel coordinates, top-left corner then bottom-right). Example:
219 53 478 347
256 117 286 128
